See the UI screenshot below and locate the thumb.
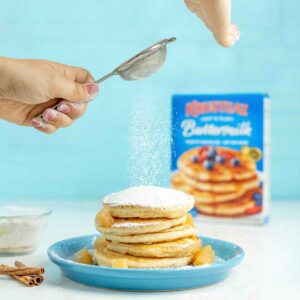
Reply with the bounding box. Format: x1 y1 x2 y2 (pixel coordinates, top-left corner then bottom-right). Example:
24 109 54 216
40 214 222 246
54 78 99 103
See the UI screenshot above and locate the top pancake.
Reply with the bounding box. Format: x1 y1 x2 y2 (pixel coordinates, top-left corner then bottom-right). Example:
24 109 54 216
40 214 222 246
103 186 195 219
178 147 256 182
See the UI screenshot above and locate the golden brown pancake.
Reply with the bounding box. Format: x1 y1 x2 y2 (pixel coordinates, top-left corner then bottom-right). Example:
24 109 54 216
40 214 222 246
94 238 193 268
105 204 194 219
96 215 187 236
106 236 202 258
102 223 198 244
103 186 195 219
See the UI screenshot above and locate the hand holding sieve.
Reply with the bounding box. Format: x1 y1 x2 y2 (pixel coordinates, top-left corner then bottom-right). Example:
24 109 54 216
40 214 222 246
37 37 176 119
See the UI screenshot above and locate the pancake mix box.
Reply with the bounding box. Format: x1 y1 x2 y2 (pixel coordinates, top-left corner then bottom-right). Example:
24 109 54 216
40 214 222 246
171 94 270 225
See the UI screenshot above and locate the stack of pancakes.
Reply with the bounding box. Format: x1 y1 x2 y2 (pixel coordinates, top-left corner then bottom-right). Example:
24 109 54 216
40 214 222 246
94 186 202 268
172 147 262 217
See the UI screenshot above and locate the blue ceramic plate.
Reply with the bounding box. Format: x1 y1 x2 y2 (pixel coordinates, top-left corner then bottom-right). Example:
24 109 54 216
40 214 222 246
48 234 244 291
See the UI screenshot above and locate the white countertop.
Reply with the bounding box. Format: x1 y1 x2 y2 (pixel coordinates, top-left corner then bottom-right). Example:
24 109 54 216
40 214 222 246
0 200 299 300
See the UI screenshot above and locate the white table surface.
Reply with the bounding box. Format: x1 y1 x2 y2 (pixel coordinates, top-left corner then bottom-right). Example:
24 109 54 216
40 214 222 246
0 200 299 300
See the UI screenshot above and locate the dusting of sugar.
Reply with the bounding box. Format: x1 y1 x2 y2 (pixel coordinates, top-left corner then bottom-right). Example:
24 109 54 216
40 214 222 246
112 221 161 228
126 91 169 186
103 185 194 208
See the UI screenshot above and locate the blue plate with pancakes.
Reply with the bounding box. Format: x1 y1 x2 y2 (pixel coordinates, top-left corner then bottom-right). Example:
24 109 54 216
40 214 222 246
48 234 244 291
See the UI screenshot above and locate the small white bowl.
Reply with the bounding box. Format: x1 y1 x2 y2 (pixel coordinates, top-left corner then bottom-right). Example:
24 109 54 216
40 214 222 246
0 206 52 255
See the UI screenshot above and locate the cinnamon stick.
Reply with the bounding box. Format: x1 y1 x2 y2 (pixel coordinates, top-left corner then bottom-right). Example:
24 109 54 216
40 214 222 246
0 264 44 276
11 274 35 287
0 261 45 287
1 265 35 287
14 261 44 285
32 275 44 285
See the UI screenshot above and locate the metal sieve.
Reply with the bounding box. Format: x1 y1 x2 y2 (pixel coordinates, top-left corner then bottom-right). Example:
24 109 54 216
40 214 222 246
96 37 176 83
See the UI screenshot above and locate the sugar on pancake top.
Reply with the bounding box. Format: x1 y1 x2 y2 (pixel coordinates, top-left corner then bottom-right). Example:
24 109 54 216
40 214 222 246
103 185 194 209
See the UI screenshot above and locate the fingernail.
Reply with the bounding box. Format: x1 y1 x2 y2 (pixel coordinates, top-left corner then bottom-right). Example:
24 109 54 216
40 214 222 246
86 83 99 96
57 103 71 114
31 118 44 128
43 109 57 121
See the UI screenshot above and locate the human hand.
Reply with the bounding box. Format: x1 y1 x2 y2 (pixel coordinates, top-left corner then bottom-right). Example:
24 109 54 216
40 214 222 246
0 57 99 134
185 0 240 48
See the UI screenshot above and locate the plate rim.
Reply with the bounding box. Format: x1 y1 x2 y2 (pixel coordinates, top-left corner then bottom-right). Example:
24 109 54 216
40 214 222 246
48 234 245 274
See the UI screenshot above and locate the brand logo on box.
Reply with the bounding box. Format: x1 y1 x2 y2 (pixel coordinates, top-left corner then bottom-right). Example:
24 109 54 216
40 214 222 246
185 100 249 117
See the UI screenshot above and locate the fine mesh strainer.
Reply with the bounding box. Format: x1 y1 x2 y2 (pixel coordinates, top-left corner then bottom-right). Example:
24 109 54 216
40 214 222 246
95 37 176 83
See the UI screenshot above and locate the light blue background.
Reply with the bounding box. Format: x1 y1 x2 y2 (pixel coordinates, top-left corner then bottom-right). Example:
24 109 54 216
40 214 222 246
0 0 299 200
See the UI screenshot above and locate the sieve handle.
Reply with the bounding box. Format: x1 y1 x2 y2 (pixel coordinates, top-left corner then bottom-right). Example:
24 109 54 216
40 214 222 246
95 71 118 84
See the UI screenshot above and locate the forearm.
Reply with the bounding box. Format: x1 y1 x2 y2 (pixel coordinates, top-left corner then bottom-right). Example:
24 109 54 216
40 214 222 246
0 57 14 100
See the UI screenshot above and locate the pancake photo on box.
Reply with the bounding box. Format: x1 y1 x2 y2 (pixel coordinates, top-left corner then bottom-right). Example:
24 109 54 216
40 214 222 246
172 146 263 218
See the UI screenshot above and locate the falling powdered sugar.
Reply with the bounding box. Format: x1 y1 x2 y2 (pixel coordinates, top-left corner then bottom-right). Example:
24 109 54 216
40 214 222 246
103 185 194 208
126 91 169 186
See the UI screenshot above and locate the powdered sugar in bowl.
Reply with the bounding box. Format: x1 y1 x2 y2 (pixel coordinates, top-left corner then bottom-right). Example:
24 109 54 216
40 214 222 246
0 206 52 255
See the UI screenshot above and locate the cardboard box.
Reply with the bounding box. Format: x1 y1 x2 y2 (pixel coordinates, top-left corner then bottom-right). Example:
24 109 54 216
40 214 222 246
171 94 270 225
